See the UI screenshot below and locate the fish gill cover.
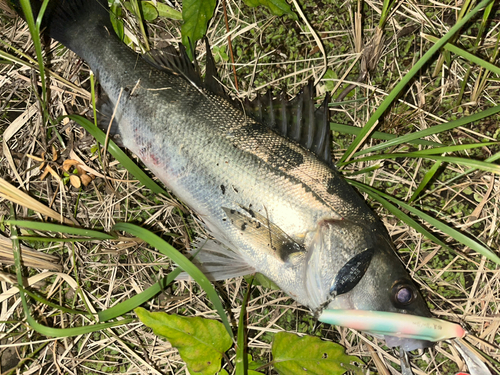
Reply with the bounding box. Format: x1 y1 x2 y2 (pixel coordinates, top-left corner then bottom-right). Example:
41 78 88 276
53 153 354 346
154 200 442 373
0 0 499 374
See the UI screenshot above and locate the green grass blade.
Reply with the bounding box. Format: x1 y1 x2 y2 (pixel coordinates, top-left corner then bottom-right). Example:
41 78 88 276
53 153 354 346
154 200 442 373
17 285 92 316
112 222 234 338
350 181 452 251
235 276 253 375
350 103 500 160
423 34 500 76
19 0 47 108
24 316 134 338
98 269 182 322
420 150 500 201
16 236 108 243
407 142 500 155
10 217 133 338
338 0 495 164
409 160 442 203
65 114 168 196
349 153 500 174
350 181 500 265
6 220 116 240
330 123 441 147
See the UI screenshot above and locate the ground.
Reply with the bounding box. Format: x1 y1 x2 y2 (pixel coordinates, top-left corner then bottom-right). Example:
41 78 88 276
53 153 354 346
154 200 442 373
0 0 499 374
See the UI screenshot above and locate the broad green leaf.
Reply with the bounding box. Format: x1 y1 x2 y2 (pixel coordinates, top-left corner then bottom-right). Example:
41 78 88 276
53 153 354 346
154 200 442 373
272 332 363 375
248 354 265 372
109 1 125 41
136 308 232 375
181 0 217 54
243 0 297 19
125 1 182 22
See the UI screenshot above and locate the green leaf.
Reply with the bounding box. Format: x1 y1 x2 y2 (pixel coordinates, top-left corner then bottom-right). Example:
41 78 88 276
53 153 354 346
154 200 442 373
245 273 280 290
409 160 442 203
125 1 182 22
181 0 217 54
272 332 363 375
348 153 500 175
124 1 158 21
136 308 232 375
109 1 125 41
242 0 297 19
351 104 500 158
149 1 182 20
323 69 337 92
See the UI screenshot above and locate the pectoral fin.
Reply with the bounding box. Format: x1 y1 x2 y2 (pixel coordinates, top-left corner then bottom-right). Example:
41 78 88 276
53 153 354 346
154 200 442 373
222 206 305 263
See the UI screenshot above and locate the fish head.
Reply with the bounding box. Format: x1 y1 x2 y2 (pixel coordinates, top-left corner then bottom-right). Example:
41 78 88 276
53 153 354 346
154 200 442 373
304 218 434 351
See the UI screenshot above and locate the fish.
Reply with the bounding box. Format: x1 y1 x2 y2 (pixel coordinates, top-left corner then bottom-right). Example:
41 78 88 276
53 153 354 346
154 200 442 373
12 0 444 356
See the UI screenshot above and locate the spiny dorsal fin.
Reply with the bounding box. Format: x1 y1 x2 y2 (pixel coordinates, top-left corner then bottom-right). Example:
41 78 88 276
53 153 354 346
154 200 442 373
243 81 332 165
143 38 229 99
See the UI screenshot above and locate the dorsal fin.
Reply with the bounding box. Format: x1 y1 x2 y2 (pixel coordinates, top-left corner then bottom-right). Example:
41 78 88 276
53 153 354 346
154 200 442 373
243 82 332 165
143 38 229 99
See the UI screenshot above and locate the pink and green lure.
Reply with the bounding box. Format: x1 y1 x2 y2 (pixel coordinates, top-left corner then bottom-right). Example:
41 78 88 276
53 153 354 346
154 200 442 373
319 309 466 342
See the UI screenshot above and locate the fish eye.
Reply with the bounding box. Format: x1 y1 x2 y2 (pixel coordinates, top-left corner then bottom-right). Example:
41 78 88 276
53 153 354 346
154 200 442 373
391 281 416 308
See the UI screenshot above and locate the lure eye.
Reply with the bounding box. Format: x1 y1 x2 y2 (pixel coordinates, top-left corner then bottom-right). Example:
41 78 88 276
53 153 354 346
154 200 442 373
391 281 416 308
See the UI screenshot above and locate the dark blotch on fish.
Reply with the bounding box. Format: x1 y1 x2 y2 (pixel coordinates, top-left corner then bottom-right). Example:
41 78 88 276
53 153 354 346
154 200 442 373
268 143 304 170
326 177 338 196
240 121 269 137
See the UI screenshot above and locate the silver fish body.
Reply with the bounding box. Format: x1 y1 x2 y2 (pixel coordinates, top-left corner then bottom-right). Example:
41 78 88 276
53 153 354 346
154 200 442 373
17 0 432 350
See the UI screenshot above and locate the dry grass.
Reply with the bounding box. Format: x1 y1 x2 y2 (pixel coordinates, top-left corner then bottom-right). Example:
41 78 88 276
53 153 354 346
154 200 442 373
0 0 499 374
